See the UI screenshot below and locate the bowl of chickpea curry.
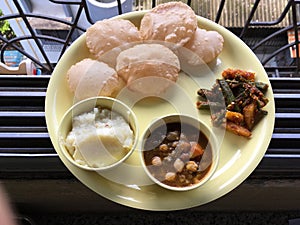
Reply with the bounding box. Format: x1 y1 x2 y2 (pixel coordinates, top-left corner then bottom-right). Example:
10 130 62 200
141 114 219 191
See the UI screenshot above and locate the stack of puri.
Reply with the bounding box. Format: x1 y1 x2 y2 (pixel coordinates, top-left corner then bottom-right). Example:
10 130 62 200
66 1 224 101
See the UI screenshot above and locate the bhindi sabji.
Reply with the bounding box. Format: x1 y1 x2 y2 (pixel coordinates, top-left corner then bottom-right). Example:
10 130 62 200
196 68 269 138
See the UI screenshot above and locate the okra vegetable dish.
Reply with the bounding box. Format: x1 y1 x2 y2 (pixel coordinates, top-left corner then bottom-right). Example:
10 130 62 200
197 68 269 138
143 122 212 188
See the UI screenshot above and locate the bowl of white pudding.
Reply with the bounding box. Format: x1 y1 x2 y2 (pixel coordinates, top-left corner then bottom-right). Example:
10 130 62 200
57 96 138 171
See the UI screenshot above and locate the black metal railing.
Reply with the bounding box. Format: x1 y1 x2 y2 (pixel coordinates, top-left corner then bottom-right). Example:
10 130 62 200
0 0 299 75
245 0 300 73
0 0 87 73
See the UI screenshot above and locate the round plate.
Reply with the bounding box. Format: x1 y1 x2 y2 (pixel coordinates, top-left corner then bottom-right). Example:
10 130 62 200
45 11 275 211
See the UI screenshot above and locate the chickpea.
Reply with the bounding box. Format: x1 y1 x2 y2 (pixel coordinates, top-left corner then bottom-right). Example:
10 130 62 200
165 172 176 181
163 156 172 163
166 131 179 141
170 151 176 157
172 141 178 148
159 144 169 152
186 161 198 172
179 174 186 183
151 156 162 166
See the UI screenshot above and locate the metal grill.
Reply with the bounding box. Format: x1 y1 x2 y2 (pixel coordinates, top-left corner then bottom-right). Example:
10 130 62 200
0 0 299 74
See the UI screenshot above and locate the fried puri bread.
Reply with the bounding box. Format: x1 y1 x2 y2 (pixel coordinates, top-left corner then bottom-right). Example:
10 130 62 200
86 19 141 61
116 43 180 95
139 2 197 47
67 58 125 100
184 28 224 64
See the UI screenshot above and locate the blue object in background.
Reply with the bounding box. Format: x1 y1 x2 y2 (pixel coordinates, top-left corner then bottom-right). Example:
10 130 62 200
3 50 24 67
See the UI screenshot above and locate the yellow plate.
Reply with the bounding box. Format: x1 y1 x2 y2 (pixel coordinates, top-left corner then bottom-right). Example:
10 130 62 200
45 11 275 210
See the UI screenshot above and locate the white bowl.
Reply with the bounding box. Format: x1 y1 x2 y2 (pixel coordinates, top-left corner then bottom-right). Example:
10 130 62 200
140 114 219 191
58 96 138 171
